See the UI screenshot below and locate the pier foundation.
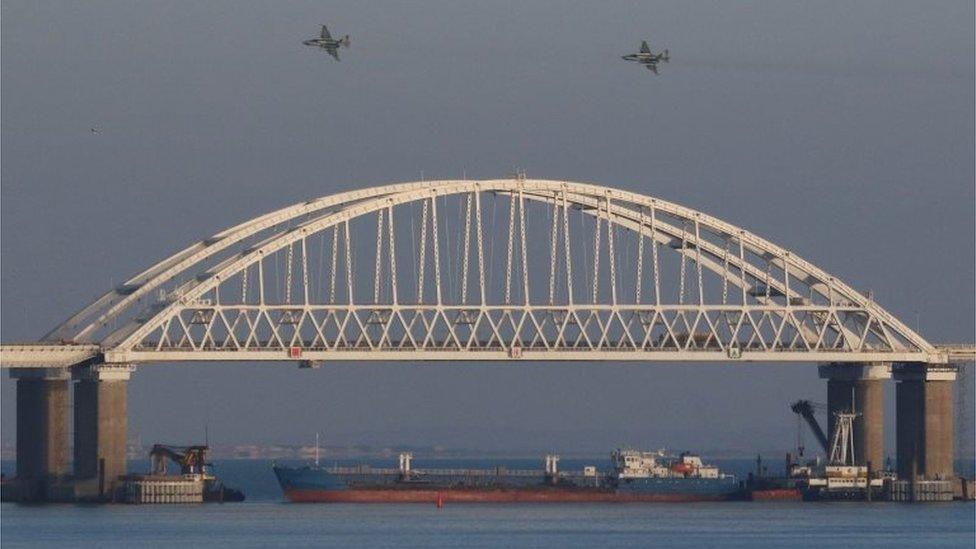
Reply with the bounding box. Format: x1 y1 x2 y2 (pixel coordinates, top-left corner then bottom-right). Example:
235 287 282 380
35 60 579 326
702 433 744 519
819 363 888 470
894 363 956 480
11 368 70 501
73 364 133 500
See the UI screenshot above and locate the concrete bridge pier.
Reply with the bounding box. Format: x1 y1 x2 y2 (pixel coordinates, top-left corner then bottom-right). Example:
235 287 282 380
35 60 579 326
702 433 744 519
894 363 956 480
818 363 889 471
72 364 134 500
10 368 70 501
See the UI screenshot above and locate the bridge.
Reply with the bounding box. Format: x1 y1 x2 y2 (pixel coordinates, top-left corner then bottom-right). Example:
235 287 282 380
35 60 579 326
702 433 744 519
2 178 973 500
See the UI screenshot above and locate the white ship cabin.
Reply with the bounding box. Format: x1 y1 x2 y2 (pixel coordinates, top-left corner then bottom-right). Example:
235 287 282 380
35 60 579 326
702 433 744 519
611 449 670 478
612 449 726 479
678 454 721 479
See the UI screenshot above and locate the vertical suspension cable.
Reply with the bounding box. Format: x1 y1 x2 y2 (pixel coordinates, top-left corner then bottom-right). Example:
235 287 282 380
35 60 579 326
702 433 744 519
344 220 353 304
242 263 249 304
409 203 417 302
329 226 339 304
475 191 486 305
650 205 660 307
606 195 617 305
258 257 265 305
518 188 530 305
316 229 325 303
285 241 294 304
504 192 516 305
738 234 748 305
461 193 472 305
765 261 772 300
387 205 398 304
562 190 574 305
301 237 309 305
636 207 645 305
456 195 464 303
418 199 429 304
431 194 442 305
548 195 559 305
722 238 730 305
486 195 498 302
443 195 454 303
591 200 602 304
678 222 687 305
694 218 704 306
783 254 791 304
373 210 384 303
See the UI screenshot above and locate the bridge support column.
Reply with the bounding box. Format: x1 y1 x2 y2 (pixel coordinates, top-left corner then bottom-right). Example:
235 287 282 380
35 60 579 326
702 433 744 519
818 363 889 470
10 368 70 501
893 363 956 480
73 364 134 500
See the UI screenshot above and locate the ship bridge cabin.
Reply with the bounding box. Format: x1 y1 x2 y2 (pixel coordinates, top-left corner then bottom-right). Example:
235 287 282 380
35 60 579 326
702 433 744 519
611 449 725 479
611 449 670 478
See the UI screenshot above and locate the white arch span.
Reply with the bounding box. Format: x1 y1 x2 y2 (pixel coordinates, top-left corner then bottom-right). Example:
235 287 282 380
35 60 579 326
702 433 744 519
13 178 941 366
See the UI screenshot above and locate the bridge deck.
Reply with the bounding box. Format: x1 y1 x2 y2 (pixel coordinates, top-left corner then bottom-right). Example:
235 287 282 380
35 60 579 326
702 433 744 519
0 344 101 368
0 342 961 368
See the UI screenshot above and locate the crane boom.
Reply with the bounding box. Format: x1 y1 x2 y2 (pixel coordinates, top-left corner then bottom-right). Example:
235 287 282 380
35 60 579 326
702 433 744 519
149 444 210 476
790 400 829 452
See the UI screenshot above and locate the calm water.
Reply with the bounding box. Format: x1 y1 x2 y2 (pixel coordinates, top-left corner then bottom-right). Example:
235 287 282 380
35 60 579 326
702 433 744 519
2 459 974 547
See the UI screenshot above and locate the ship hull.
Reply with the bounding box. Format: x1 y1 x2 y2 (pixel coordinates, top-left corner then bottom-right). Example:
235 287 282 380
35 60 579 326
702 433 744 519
748 488 803 501
282 487 736 503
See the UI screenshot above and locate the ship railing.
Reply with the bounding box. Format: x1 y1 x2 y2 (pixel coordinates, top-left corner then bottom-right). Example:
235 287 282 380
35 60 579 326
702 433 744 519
327 467 546 477
326 466 609 479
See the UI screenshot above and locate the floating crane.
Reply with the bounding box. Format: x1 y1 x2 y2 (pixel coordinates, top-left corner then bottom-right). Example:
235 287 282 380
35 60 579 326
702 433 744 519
150 444 210 476
146 444 245 502
790 400 829 454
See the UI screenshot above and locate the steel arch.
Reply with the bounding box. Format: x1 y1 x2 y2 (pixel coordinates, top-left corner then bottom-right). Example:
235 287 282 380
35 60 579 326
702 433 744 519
37 178 939 365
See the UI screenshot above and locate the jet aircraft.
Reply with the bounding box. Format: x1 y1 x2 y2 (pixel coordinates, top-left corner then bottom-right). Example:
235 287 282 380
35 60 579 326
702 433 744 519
303 25 350 61
622 41 670 73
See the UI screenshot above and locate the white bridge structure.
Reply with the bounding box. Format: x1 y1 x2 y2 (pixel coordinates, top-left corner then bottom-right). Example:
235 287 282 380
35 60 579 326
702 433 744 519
1 177 972 501
2 178 963 367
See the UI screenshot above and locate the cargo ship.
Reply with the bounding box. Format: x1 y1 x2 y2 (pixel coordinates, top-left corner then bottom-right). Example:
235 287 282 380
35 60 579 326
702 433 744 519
273 448 740 503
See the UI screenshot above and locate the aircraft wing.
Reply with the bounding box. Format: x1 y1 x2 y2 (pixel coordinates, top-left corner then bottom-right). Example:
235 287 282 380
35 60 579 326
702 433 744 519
640 41 651 54
327 46 340 61
646 63 658 74
320 25 333 41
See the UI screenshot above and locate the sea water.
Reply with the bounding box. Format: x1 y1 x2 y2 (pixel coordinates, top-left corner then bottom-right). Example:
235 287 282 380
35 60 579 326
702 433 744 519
2 459 973 548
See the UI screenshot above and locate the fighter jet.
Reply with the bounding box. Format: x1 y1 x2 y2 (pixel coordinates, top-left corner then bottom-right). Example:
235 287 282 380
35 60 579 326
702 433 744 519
622 41 670 74
303 25 350 61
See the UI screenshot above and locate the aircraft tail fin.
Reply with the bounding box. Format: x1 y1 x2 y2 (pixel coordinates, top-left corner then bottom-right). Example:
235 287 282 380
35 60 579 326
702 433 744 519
663 49 670 61
341 35 351 47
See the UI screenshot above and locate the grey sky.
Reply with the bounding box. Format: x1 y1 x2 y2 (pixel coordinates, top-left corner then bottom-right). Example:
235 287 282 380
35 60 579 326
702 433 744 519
2 1 973 456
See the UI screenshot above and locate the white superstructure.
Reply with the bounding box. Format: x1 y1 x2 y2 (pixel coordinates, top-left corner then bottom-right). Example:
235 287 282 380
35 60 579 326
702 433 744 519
611 449 726 480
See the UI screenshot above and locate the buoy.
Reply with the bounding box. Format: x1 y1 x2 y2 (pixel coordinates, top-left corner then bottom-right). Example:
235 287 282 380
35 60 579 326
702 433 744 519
436 492 444 508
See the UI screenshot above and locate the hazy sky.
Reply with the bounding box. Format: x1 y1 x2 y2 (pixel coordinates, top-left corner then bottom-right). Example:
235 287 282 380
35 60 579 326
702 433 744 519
2 1 973 457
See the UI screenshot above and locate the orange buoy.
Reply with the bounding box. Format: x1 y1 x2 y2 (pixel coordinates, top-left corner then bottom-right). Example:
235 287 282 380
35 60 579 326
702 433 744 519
436 492 444 508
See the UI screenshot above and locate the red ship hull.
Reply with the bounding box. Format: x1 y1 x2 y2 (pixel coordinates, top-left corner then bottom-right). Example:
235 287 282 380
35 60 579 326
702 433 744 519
283 487 736 503
748 488 803 501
